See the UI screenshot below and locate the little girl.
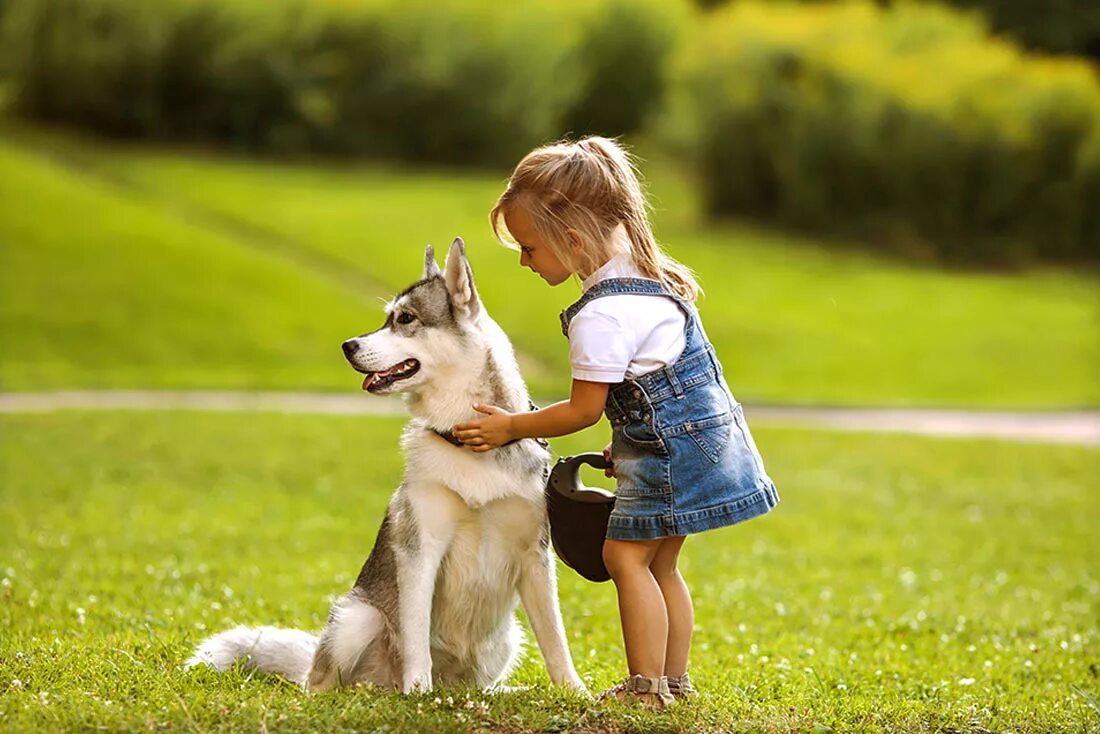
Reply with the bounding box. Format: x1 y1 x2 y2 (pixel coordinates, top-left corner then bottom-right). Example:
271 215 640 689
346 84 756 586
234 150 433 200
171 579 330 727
453 136 779 708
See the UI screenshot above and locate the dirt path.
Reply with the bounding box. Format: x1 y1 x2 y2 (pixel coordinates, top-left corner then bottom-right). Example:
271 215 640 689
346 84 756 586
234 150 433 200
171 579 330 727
2 391 1096 446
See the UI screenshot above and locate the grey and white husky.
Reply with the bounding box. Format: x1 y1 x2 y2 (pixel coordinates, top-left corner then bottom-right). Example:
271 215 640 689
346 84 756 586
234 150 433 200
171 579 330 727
188 239 584 694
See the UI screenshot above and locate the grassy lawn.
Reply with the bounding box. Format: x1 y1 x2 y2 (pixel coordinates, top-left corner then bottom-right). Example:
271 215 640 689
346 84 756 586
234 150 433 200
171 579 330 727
1 410 1096 732
0 140 377 392
2 122 1098 407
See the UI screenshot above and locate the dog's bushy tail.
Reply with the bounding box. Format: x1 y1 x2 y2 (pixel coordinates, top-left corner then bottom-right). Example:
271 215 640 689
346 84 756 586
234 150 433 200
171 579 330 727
186 626 318 686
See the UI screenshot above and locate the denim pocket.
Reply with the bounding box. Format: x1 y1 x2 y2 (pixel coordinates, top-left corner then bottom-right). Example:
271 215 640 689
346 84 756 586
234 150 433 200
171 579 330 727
685 412 734 464
622 419 664 449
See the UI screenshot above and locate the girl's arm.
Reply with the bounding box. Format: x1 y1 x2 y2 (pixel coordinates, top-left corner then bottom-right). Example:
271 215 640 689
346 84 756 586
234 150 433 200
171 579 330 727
453 379 609 452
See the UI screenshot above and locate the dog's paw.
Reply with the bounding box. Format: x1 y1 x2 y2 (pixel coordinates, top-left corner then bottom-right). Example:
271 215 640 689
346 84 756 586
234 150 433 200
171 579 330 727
564 677 590 697
488 684 531 695
548 670 590 696
402 672 433 695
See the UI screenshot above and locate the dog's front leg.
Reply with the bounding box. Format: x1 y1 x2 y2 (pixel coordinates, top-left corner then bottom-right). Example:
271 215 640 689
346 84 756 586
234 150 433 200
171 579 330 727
395 483 462 694
395 547 446 693
517 541 586 692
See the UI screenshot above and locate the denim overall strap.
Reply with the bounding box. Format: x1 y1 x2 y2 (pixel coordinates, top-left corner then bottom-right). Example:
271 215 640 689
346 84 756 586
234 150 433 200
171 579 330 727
559 277 696 348
560 277 719 409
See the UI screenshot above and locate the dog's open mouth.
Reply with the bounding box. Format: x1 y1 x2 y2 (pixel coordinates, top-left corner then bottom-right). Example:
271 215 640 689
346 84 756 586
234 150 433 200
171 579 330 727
360 359 420 393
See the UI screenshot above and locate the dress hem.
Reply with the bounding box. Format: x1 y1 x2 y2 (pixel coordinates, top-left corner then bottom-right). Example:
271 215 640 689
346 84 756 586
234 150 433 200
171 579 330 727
605 482 779 541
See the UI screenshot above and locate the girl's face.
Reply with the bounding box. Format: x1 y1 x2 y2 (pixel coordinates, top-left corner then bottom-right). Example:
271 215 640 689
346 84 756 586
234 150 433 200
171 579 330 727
504 205 575 286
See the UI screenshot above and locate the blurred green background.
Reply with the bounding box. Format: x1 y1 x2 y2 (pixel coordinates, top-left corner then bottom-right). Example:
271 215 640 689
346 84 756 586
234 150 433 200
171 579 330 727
1 2 1098 733
1 0 1098 405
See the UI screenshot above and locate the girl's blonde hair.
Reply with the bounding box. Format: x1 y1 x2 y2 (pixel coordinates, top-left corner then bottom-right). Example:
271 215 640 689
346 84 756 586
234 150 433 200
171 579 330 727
490 136 700 302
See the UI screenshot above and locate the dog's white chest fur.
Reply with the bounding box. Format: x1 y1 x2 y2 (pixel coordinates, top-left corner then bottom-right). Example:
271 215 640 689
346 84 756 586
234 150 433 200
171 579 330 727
404 430 545 508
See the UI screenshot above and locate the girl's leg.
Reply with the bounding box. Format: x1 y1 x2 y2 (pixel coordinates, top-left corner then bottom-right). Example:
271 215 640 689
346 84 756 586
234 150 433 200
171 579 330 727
649 535 693 678
602 538 666 677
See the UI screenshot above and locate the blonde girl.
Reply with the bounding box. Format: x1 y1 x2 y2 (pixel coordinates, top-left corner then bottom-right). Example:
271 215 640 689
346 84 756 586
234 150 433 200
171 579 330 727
454 136 779 707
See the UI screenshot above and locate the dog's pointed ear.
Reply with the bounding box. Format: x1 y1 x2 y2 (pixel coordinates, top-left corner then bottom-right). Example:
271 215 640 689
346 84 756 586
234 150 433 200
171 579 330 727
444 237 480 321
423 245 442 279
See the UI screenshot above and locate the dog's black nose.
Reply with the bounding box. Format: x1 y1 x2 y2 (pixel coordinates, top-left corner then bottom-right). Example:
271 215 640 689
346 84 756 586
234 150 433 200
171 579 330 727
342 340 360 357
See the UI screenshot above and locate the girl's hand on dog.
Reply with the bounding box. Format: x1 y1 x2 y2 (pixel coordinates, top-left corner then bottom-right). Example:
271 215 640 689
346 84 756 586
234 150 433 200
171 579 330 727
454 404 515 451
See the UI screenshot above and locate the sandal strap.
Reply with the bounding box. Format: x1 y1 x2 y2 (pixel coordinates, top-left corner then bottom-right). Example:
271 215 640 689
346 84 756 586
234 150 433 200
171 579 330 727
599 675 675 707
625 674 663 694
667 671 697 694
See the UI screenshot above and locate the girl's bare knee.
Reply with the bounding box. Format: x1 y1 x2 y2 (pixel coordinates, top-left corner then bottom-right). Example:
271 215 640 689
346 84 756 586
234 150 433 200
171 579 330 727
601 541 630 579
602 538 658 579
650 565 681 584
648 536 686 577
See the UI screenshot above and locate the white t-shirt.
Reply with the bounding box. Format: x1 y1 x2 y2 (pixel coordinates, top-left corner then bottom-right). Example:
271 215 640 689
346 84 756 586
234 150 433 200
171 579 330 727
568 253 686 383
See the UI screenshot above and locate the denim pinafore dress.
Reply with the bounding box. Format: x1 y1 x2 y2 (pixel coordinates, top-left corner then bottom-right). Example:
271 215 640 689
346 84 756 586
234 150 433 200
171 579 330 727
560 278 779 541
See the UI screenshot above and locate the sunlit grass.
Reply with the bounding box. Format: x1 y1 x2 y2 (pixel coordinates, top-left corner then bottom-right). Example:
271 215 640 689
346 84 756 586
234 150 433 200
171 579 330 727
0 140 373 392
1 411 1097 732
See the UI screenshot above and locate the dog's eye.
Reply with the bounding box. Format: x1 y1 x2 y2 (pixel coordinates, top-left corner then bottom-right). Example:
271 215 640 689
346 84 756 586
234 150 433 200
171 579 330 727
396 312 416 325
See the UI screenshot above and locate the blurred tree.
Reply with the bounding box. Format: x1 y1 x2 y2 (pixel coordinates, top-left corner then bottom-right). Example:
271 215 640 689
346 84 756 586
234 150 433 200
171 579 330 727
940 0 1100 59
694 0 1100 60
563 0 681 137
681 1 1100 264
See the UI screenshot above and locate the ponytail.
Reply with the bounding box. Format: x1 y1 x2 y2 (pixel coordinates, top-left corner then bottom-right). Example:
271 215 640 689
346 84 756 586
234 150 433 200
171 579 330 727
574 137 700 302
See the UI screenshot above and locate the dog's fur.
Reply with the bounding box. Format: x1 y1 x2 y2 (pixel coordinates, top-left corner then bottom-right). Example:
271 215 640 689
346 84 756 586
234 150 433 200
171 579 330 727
187 239 583 693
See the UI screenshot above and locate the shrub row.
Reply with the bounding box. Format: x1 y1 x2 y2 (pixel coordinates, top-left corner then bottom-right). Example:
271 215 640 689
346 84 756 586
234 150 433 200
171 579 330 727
676 1 1100 262
696 0 1100 60
1 0 1097 262
0 0 681 166
956 0 1100 59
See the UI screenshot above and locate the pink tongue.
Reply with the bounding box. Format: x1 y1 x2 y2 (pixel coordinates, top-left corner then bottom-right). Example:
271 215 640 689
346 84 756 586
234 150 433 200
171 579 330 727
362 373 377 391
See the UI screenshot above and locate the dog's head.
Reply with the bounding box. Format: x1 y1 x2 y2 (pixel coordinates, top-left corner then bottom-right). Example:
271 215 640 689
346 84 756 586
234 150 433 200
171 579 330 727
342 238 483 395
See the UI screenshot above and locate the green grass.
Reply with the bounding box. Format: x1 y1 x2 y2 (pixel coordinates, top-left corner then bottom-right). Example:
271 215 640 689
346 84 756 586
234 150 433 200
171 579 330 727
1 411 1097 732
0 140 376 392
2 122 1098 407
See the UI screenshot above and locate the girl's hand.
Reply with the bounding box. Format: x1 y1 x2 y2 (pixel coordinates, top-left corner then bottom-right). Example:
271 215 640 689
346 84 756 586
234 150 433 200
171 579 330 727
453 404 516 452
602 443 616 477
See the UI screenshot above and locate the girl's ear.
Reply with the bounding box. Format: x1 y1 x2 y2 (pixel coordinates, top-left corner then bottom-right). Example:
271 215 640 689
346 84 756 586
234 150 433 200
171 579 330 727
565 228 585 254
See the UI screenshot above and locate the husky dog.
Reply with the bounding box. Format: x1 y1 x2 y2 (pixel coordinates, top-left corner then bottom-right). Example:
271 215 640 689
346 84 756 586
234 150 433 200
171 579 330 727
188 239 584 694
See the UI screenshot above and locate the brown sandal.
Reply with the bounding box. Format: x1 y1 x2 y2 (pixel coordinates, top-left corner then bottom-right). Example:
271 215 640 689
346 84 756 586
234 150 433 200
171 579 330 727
598 674 675 709
666 671 698 698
